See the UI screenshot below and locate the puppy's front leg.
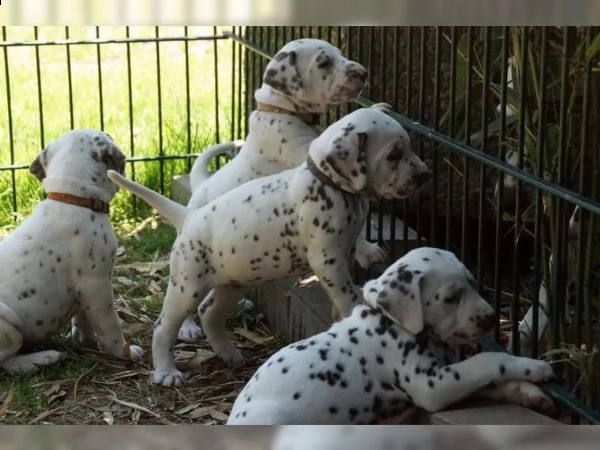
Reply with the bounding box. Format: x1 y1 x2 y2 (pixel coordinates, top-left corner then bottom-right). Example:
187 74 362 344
308 254 362 319
76 277 143 362
403 352 554 413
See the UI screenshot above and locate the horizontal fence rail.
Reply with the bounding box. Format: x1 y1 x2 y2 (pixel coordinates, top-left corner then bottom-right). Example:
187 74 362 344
238 26 600 424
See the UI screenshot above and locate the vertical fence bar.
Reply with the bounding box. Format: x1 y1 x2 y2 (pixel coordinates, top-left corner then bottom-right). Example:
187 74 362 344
461 27 473 262
445 27 458 250
477 27 491 292
34 27 45 148
213 26 220 146
377 26 387 261
531 27 549 360
511 26 529 356
65 27 74 129
430 27 441 247
573 27 592 416
237 26 244 139
95 26 104 130
155 26 164 193
493 26 510 343
417 27 427 243
184 26 192 171
124 26 138 212
2 27 16 217
551 28 571 352
403 27 413 255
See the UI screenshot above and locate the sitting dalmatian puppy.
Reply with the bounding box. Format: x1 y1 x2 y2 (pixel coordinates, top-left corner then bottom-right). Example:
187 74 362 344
106 107 431 386
181 38 381 343
0 129 143 374
226 247 555 424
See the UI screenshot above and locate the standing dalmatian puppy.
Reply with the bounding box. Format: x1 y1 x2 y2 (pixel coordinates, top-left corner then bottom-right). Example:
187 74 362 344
107 107 431 386
0 130 143 374
180 38 384 342
227 247 555 424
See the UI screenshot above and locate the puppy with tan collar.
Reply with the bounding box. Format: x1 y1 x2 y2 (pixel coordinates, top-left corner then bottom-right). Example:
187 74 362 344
0 129 143 374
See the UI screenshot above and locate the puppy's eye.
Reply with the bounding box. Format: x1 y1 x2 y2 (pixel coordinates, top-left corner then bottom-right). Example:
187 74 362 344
386 146 405 162
318 57 333 69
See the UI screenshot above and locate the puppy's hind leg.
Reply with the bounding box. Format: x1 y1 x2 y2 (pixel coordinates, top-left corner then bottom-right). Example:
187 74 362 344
199 285 247 367
0 304 65 374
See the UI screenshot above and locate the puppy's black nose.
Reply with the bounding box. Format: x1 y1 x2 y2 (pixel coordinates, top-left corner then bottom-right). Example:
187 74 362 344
413 170 431 187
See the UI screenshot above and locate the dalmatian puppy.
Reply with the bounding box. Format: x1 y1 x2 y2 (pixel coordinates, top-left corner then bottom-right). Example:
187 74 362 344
181 38 379 343
226 247 555 424
106 107 431 386
0 129 143 374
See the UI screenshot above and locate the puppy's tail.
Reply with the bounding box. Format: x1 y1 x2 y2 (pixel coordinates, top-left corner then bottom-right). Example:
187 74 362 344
190 140 244 190
107 170 188 230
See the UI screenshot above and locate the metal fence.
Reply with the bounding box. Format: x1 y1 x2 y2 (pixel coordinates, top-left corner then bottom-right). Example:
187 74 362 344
239 26 600 423
0 26 246 223
1 26 600 423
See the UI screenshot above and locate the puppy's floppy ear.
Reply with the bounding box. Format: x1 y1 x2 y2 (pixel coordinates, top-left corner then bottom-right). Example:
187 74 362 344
320 130 368 193
263 50 303 97
363 263 424 334
29 148 48 181
94 136 126 174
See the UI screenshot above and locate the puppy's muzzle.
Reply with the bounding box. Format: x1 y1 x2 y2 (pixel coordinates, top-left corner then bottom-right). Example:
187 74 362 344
346 63 368 83
476 312 497 334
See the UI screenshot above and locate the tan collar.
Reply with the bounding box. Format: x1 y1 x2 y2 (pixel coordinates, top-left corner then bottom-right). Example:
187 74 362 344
47 192 110 214
306 156 358 196
256 102 321 126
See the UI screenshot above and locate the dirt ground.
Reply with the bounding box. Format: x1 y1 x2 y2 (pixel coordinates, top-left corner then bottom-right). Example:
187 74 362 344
0 219 284 426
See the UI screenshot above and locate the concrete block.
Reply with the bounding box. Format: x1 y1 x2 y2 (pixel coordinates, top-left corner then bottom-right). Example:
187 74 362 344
427 404 561 425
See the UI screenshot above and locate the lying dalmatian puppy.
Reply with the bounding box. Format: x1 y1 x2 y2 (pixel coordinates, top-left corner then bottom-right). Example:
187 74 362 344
181 38 379 343
227 247 555 424
0 129 143 374
107 107 430 386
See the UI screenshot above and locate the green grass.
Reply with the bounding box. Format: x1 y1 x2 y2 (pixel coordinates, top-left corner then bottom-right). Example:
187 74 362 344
0 26 243 232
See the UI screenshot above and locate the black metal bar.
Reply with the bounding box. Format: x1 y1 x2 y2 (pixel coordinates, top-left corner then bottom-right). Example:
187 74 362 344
531 27 549 359
65 27 74 129
34 27 45 148
213 26 221 145
0 35 229 47
155 26 164 194
493 26 510 342
446 27 458 250
430 27 441 247
96 26 104 130
185 26 192 171
416 27 427 245
461 27 473 262
2 26 17 218
477 27 491 293
124 26 137 213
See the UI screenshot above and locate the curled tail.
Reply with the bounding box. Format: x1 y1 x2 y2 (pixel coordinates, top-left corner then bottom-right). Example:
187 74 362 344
190 140 245 191
107 170 188 230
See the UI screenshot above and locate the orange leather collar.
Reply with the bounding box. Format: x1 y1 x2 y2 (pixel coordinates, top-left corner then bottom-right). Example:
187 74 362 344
47 192 110 214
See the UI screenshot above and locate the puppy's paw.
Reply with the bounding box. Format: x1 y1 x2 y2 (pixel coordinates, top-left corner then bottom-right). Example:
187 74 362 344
177 317 204 342
2 350 67 374
128 345 144 361
153 369 189 387
511 357 555 383
355 241 388 268
370 102 393 115
517 381 557 416
215 344 245 368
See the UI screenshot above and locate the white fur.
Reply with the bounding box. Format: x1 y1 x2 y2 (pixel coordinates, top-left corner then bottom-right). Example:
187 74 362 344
0 129 143 374
107 107 430 387
179 39 372 342
227 247 555 424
